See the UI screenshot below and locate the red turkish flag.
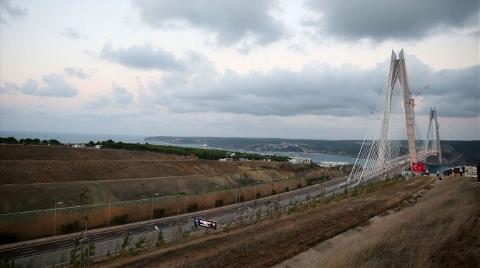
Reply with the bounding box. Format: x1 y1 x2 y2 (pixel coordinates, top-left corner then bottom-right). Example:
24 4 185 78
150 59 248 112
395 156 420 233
412 162 426 173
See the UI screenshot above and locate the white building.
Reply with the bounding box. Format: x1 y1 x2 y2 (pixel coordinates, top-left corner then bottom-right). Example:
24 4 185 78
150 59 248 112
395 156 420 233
289 157 312 164
72 144 85 149
318 161 349 167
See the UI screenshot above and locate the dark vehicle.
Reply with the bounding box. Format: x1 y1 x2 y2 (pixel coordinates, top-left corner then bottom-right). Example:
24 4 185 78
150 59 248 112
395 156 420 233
443 169 453 176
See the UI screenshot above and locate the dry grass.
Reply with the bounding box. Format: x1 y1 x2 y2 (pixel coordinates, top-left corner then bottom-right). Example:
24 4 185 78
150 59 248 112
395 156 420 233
288 176 480 268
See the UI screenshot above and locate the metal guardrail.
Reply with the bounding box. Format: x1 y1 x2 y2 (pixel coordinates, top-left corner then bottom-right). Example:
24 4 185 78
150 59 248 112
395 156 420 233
1 177 349 267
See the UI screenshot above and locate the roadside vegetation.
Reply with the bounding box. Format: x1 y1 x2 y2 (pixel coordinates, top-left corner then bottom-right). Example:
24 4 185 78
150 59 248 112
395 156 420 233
318 176 480 268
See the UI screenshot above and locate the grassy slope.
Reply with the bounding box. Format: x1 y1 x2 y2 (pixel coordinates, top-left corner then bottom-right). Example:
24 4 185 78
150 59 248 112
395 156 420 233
279 176 480 268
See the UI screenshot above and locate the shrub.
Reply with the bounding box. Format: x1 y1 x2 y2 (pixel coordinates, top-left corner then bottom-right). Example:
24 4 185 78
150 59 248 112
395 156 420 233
153 208 165 218
61 221 82 234
121 233 131 252
0 137 17 144
156 231 164 247
111 214 128 226
187 204 199 212
215 200 224 207
0 232 17 245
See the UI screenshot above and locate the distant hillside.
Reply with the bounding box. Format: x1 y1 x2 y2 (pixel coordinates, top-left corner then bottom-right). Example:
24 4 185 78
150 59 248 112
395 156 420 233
145 136 480 165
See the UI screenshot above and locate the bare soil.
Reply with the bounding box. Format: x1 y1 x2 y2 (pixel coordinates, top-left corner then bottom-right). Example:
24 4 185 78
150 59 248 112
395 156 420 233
101 176 437 268
0 145 345 241
0 145 342 212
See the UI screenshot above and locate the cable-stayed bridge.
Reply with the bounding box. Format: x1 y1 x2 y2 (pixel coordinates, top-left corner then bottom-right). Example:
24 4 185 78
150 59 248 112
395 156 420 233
0 50 444 267
348 50 442 186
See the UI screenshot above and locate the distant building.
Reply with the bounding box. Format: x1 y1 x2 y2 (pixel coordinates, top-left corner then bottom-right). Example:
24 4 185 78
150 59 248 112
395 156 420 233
464 166 477 177
72 144 85 149
289 157 312 164
318 161 348 167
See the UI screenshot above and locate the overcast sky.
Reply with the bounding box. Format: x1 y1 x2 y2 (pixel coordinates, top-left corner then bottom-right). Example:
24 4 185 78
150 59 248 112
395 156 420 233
0 0 479 140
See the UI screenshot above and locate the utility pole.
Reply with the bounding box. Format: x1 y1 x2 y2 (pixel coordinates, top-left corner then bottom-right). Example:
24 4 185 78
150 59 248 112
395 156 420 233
236 185 241 225
175 179 180 242
53 201 63 237
151 193 159 219
271 177 274 195
107 196 111 228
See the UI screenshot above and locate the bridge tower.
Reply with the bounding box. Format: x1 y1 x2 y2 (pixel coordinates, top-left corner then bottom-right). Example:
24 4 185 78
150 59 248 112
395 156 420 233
349 50 443 185
378 50 417 168
426 107 443 163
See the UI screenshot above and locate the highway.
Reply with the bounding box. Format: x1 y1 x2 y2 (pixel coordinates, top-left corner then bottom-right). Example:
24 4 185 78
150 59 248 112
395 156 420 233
0 150 438 265
0 176 347 263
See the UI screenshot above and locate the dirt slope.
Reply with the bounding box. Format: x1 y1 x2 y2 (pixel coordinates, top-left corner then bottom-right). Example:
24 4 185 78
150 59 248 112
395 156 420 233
102 177 436 268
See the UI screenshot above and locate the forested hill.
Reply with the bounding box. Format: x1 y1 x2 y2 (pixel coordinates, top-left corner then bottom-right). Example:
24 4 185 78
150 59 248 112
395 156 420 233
145 136 480 165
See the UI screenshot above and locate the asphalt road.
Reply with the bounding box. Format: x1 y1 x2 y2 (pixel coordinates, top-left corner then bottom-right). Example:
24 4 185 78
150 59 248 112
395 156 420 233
0 176 347 262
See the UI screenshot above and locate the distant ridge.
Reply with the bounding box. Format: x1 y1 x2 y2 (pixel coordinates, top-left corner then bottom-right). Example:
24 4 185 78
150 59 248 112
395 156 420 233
145 136 480 164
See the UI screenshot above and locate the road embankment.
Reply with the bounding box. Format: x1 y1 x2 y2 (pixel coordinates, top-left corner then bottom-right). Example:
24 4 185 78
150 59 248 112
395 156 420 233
102 176 437 268
276 176 480 268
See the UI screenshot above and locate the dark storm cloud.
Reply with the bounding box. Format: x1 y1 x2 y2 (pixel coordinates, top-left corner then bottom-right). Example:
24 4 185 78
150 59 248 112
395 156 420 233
305 0 479 41
419 65 479 117
143 54 479 118
0 0 27 24
1 74 78 97
100 43 185 71
133 0 285 46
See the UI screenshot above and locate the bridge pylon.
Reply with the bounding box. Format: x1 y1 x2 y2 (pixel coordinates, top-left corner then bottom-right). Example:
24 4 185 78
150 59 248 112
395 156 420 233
348 49 442 186
425 107 443 163
378 50 417 167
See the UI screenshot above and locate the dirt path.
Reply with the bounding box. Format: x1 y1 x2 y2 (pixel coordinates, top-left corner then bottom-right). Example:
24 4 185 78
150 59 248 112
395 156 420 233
101 176 435 268
275 176 480 268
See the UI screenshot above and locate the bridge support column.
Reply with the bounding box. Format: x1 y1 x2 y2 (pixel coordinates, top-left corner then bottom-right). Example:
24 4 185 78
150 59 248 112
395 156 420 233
398 50 417 164
378 50 417 169
433 107 443 163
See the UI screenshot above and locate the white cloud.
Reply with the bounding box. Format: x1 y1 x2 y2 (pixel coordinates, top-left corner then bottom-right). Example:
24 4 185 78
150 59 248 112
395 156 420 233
0 0 27 24
1 74 78 97
87 85 134 108
64 67 90 79
60 27 88 39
